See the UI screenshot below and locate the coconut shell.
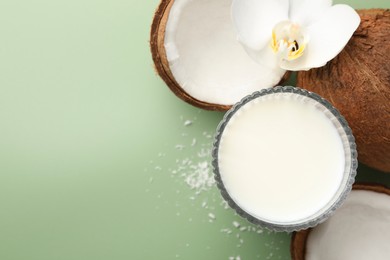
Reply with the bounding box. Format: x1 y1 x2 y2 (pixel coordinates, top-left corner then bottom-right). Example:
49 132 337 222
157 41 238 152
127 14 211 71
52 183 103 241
290 183 390 260
150 0 229 111
297 9 390 172
150 0 289 111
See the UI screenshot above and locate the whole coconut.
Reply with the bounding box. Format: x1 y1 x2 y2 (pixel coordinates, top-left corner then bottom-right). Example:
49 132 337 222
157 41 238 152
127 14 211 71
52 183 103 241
297 9 390 172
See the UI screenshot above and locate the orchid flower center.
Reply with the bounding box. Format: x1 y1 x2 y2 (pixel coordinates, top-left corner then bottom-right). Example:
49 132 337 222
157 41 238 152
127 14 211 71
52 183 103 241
271 21 306 61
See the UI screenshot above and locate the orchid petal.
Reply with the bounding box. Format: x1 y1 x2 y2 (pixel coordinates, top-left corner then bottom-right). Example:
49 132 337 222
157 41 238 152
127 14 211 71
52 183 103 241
289 0 332 26
280 4 360 71
232 0 289 51
244 44 281 71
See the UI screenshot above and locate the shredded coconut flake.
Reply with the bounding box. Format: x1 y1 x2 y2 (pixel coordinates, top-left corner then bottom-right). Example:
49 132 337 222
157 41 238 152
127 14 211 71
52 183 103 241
175 144 185 150
233 221 241 228
208 213 216 220
184 120 193 126
191 138 197 146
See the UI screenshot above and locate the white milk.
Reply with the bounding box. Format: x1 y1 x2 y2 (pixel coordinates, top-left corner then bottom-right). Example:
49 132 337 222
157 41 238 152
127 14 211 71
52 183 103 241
217 93 347 224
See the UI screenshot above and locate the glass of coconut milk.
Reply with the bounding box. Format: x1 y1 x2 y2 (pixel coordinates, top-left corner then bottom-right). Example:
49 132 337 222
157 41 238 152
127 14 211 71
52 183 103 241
212 86 357 232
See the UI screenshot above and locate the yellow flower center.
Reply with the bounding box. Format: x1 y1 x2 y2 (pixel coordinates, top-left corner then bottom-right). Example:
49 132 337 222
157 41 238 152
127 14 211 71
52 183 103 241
271 21 306 61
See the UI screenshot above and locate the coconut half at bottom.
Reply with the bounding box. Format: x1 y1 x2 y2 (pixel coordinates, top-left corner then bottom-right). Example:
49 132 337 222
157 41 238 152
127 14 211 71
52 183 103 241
291 183 390 260
150 0 287 111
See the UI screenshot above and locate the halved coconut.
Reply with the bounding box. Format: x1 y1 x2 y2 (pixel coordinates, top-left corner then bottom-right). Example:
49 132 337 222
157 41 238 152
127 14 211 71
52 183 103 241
150 0 287 111
291 183 390 260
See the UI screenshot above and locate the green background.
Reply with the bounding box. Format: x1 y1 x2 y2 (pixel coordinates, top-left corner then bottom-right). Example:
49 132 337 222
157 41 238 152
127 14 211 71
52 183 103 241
0 0 389 259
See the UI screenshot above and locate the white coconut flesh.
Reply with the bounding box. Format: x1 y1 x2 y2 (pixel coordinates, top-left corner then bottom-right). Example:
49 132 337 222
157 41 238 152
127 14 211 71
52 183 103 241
164 0 285 105
306 190 390 260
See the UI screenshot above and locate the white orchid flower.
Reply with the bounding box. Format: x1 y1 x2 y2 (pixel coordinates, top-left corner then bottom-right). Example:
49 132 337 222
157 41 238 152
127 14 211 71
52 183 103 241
232 0 360 71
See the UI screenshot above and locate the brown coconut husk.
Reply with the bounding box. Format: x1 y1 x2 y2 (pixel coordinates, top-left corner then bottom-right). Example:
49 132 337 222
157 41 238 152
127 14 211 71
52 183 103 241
150 0 290 111
290 183 390 260
297 9 390 172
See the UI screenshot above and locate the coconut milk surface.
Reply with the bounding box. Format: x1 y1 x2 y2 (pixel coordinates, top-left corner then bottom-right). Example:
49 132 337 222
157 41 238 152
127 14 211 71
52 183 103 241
218 94 346 223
